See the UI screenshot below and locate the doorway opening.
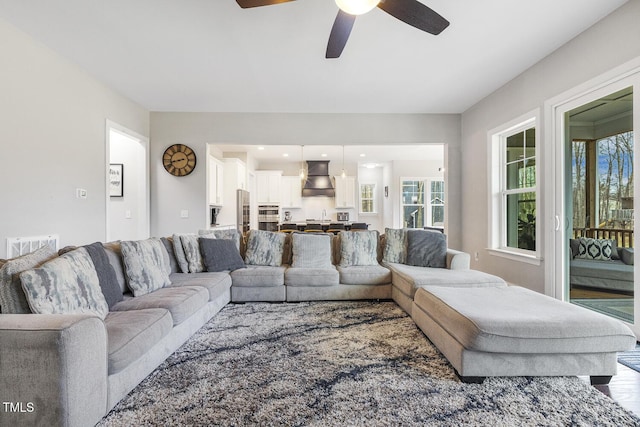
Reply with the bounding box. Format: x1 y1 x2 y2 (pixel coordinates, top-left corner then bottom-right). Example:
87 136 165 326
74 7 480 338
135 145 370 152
106 121 150 241
565 87 634 324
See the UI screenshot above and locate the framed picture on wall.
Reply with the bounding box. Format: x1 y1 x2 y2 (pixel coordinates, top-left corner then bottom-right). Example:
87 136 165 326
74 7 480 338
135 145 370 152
109 163 124 197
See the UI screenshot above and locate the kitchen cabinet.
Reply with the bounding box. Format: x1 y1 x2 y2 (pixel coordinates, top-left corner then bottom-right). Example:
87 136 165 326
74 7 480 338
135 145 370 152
225 158 246 191
208 157 224 206
280 176 302 208
334 176 356 208
255 171 282 204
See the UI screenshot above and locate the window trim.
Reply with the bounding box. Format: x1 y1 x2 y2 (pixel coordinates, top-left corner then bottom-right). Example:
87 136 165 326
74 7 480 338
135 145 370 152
400 176 446 228
488 110 542 264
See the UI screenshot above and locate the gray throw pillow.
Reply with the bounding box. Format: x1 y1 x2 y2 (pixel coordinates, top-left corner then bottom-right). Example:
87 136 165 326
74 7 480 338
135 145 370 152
406 230 447 268
383 228 407 264
244 230 286 267
199 238 246 272
84 242 123 308
172 233 191 273
120 238 172 296
102 242 128 294
20 247 109 319
291 233 333 268
0 245 57 314
160 237 180 274
199 229 242 252
179 234 204 273
339 231 379 267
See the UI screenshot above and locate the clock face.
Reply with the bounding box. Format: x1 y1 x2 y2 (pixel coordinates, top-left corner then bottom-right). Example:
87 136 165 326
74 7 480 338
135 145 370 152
163 144 196 176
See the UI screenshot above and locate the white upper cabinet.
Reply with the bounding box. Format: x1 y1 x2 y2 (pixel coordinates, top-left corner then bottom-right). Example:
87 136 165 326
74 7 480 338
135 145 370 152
255 171 282 204
334 176 356 208
281 176 302 208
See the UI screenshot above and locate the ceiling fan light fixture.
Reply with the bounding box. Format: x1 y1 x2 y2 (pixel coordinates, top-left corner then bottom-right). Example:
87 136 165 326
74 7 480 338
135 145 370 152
335 0 380 16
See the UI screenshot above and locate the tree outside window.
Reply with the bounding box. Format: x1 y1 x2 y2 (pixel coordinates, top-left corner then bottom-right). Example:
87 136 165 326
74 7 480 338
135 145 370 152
401 178 445 228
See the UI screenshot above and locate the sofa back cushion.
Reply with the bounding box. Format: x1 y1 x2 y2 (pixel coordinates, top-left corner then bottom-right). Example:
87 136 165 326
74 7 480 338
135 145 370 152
291 232 333 268
0 245 57 314
160 237 180 274
199 238 246 272
20 247 109 319
102 242 128 294
244 230 286 267
339 231 379 267
383 228 408 264
405 229 447 268
120 238 172 296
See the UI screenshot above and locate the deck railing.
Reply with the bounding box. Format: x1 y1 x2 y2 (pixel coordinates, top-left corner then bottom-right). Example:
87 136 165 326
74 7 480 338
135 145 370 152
572 228 634 248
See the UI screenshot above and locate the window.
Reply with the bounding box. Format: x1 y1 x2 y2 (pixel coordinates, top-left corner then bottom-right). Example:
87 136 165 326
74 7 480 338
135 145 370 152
489 113 539 262
360 183 376 213
401 178 445 228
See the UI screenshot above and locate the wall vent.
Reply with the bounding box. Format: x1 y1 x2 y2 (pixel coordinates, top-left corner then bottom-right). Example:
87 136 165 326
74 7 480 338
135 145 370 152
6 234 59 258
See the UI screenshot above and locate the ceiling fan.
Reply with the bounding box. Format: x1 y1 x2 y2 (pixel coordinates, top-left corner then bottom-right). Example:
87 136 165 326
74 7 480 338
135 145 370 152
235 0 449 58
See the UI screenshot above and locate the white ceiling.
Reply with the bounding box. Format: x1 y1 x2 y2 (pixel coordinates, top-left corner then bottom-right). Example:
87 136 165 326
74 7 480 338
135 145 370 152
0 0 627 113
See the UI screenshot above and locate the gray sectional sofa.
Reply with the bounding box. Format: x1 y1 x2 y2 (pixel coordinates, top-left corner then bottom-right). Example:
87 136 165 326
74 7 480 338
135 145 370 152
0 228 635 427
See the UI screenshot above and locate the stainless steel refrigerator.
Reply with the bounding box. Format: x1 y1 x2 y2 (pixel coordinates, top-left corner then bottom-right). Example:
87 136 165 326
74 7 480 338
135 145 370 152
237 189 250 234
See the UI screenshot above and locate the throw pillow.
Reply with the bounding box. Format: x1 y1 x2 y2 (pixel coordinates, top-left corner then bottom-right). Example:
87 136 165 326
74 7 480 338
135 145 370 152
0 245 57 314
171 233 191 273
199 238 246 272
577 237 612 261
199 229 242 252
120 238 172 296
84 242 123 308
339 231 379 267
383 228 408 264
291 233 333 269
179 234 204 273
20 247 109 319
160 237 180 274
406 229 447 268
244 230 286 267
102 242 128 294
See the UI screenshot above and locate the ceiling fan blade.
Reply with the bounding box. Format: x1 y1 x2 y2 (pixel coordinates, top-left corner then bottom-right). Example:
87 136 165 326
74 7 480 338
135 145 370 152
326 11 356 59
377 0 449 35
236 0 295 8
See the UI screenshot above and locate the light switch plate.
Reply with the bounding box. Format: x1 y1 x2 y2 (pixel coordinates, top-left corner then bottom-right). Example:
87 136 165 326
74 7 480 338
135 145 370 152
180 210 189 218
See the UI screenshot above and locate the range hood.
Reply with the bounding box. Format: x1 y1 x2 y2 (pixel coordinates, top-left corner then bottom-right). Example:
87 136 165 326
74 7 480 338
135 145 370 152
302 160 335 197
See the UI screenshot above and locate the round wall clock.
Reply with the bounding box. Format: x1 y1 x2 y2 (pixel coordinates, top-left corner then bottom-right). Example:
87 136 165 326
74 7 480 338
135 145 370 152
163 144 197 176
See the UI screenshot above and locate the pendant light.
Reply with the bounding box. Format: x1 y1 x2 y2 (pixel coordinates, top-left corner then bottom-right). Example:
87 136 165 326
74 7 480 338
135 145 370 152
299 145 305 180
341 145 346 179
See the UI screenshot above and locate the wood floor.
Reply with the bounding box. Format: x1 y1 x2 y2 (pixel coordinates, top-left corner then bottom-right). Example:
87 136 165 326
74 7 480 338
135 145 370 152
579 362 640 417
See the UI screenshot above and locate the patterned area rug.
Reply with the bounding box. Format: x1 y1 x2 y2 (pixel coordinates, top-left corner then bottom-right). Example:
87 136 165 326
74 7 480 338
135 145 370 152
99 301 640 426
571 298 634 323
618 343 640 374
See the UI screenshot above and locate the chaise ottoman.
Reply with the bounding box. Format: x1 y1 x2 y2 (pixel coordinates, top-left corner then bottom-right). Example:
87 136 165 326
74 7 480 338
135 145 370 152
412 285 637 384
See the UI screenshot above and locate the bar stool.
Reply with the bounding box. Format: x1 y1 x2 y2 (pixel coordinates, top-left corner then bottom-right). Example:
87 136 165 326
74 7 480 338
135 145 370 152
279 223 298 233
350 222 368 230
327 223 345 234
304 223 323 232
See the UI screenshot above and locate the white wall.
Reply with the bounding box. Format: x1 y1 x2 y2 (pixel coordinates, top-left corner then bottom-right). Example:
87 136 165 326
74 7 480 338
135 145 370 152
0 17 149 258
460 0 640 292
150 113 462 247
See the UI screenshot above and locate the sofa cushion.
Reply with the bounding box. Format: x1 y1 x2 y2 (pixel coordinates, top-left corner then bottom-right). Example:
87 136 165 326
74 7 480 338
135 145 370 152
285 267 340 287
105 308 173 374
20 248 109 319
577 237 613 261
0 245 57 314
111 286 208 326
383 228 408 264
339 231 379 267
199 238 246 272
414 285 636 353
102 242 128 294
406 229 447 268
387 262 506 298
120 239 172 297
244 230 286 267
168 272 232 301
84 242 123 309
291 233 333 269
337 265 392 285
231 266 286 287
